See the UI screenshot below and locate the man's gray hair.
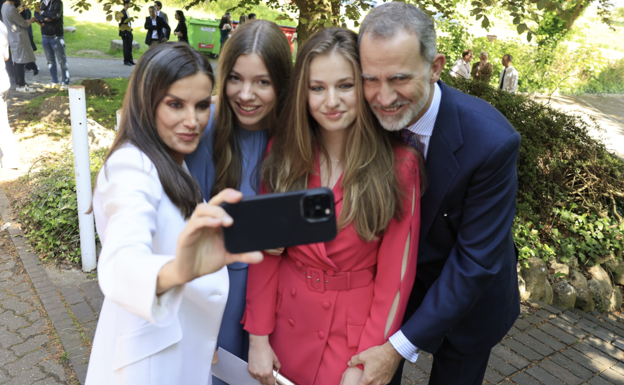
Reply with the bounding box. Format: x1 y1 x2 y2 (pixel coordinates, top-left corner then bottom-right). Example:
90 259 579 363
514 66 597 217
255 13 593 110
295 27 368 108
358 2 437 64
480 51 488 57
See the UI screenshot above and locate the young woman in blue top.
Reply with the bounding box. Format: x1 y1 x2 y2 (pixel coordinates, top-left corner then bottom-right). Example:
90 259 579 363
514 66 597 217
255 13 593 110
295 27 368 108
185 20 292 385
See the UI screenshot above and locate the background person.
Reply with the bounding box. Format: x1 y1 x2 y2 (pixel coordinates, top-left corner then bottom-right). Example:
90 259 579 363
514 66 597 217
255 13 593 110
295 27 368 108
35 0 69 90
154 0 168 38
245 28 421 385
185 20 293 385
173 10 187 43
0 20 21 168
118 0 134 66
499 54 518 92
248 13 256 20
238 14 247 25
471 51 493 83
20 7 38 75
84 42 263 385
352 3 521 385
1 0 36 93
449 49 472 80
218 14 231 54
144 6 169 48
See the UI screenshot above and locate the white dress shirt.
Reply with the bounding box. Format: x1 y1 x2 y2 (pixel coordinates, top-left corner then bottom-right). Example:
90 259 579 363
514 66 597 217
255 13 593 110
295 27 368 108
450 58 470 80
151 17 158 40
388 82 442 363
499 65 519 92
402 82 441 160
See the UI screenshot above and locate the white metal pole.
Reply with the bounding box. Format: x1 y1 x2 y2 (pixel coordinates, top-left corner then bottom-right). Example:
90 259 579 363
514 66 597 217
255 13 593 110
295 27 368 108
115 109 122 131
68 86 97 272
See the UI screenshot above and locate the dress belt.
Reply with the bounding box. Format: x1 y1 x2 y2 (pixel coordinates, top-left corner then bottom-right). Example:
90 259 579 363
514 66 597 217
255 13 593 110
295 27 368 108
285 257 376 294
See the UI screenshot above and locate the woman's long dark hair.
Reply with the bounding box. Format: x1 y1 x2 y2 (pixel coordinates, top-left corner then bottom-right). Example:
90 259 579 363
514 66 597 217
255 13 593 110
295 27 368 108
218 15 230 29
210 20 292 198
175 10 185 22
102 43 214 219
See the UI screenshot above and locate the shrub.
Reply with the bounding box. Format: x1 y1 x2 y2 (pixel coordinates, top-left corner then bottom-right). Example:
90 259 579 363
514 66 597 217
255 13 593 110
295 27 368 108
17 150 107 264
442 73 624 265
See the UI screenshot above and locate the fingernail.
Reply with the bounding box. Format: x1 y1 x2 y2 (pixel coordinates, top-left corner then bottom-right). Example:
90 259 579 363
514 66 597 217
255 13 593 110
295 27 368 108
223 214 233 224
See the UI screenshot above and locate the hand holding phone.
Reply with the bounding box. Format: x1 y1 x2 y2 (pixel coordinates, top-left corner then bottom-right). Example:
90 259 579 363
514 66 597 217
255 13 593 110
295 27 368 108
220 188 338 254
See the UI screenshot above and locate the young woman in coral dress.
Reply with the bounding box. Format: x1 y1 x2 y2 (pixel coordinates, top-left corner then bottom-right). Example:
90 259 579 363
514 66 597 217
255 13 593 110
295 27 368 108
245 28 422 385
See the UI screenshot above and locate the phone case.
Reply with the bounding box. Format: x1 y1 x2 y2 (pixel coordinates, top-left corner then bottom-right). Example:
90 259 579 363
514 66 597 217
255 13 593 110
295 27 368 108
220 188 338 254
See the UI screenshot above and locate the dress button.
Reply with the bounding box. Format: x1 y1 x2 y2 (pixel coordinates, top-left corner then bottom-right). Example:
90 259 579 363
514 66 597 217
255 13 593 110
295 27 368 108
318 331 325 339
289 319 295 326
296 261 303 269
326 270 335 276
323 302 330 309
291 288 296 296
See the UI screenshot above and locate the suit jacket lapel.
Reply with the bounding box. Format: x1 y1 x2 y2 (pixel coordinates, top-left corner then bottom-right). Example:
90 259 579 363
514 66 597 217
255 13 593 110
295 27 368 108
419 81 464 241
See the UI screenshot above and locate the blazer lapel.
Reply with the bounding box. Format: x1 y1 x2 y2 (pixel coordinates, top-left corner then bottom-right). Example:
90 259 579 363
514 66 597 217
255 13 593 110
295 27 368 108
419 81 464 240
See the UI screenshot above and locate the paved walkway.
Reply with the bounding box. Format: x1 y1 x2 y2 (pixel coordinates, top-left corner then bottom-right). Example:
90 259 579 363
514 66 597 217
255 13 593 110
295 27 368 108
402 301 624 384
2 173 624 384
0 220 74 382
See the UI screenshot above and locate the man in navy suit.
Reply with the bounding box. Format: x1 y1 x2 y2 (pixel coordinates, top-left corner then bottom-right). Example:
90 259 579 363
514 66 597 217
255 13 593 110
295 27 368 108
347 3 521 385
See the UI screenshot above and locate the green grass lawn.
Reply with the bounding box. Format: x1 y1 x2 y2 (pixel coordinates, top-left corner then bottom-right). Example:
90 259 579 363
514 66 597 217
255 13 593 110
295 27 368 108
20 77 129 129
31 16 149 59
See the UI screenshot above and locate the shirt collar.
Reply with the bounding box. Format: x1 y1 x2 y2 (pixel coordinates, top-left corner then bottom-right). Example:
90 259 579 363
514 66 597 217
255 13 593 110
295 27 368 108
405 82 441 138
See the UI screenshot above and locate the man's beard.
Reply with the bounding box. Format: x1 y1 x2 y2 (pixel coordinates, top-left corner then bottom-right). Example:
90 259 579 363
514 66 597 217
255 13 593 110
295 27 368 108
371 82 431 132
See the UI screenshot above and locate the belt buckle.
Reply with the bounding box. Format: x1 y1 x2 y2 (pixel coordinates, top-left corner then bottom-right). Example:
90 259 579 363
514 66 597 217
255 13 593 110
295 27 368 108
306 267 325 293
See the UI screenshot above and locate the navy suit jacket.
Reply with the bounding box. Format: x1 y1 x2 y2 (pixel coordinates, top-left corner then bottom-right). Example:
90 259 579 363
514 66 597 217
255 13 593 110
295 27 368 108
400 81 521 355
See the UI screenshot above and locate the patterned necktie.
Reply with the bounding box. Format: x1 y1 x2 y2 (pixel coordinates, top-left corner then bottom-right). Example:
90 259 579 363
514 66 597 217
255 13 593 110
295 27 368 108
400 129 425 157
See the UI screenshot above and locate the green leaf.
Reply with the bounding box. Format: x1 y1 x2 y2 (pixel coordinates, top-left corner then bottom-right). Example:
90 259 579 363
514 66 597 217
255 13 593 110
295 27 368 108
483 0 492 6
537 0 545 10
513 17 521 24
481 15 489 29
517 23 527 34
527 31 533 42
299 17 308 25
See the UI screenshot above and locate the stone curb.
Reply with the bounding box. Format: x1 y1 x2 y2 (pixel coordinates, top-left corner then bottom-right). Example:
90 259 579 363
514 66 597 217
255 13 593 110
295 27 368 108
0 185 87 383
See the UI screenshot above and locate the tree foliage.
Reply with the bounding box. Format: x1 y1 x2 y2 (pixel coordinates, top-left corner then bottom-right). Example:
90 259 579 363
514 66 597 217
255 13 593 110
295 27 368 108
66 0 617 48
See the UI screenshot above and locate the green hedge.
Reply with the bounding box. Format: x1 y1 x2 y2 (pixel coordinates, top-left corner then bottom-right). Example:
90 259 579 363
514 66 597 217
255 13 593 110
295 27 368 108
441 73 624 265
18 150 107 264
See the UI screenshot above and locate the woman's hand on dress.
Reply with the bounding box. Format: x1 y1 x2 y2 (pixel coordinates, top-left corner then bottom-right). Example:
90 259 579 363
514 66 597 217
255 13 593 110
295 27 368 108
156 188 263 294
248 334 280 385
264 248 284 256
340 366 364 385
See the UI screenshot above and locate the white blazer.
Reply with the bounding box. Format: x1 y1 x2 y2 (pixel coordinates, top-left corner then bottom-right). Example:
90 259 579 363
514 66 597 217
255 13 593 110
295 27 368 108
85 145 229 385
499 65 518 92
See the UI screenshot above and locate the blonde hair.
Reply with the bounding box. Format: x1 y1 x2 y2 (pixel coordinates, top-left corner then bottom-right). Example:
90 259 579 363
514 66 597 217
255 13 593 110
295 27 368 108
262 28 406 241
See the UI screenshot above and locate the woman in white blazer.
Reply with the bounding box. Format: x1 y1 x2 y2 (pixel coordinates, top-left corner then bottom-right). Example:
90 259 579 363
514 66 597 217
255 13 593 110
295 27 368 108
85 43 263 385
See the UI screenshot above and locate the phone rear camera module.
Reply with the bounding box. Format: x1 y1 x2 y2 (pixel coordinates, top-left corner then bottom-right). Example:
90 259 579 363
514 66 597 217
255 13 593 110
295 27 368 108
302 193 333 222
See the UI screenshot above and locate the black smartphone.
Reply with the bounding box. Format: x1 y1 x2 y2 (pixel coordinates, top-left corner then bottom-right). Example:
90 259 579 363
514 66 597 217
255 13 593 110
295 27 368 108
220 188 338 254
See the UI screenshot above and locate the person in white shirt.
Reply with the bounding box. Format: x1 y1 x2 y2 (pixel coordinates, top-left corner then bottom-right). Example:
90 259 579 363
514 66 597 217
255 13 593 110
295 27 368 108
84 43 262 385
499 54 518 92
154 1 169 39
449 49 472 80
0 22 20 168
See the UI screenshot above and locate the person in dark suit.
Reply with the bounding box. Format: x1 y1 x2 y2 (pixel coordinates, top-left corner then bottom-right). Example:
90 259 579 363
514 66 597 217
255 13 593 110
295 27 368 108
144 6 169 48
118 0 134 66
347 3 521 385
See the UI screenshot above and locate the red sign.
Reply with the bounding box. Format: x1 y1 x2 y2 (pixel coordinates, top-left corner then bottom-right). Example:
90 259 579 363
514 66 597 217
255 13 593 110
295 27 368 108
199 43 214 49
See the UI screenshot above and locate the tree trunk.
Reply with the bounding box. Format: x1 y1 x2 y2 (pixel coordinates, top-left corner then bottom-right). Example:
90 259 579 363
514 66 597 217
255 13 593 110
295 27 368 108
294 0 336 49
563 0 587 33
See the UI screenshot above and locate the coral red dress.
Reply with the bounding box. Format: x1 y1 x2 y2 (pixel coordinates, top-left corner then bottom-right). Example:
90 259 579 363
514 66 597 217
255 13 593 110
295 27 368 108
243 146 421 385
